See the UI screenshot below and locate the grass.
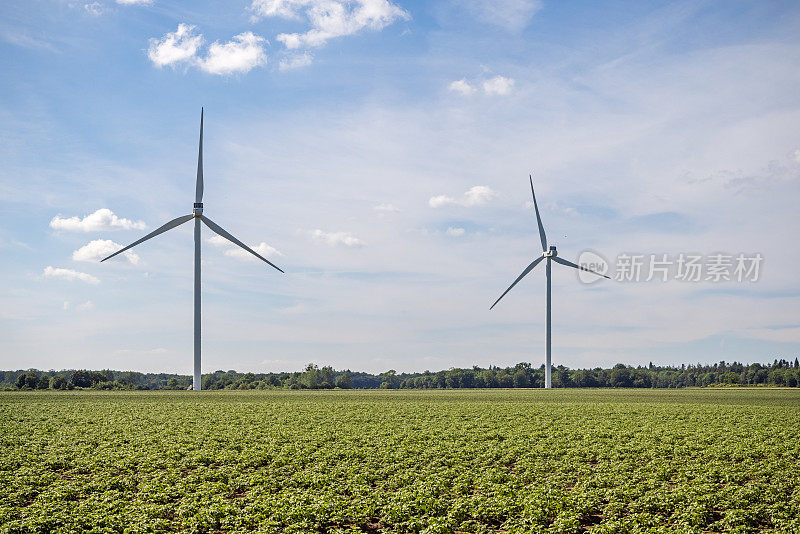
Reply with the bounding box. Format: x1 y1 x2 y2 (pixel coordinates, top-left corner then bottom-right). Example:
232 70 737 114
1 389 799 533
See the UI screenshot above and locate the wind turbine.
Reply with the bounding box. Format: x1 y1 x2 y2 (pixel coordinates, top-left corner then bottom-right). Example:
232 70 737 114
490 176 609 388
101 109 283 390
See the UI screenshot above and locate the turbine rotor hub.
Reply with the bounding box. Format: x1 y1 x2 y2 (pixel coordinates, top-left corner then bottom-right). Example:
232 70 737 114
545 245 557 257
193 203 203 216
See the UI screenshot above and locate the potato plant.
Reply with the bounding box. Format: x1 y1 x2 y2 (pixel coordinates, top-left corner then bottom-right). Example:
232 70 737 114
1 389 799 533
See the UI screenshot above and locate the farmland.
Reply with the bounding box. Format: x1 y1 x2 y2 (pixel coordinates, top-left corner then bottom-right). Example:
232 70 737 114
1 389 799 533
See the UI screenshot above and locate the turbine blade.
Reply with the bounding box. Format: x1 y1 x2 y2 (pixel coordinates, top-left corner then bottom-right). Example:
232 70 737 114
552 256 610 279
530 175 548 252
490 256 544 310
100 214 194 262
201 215 284 273
195 108 204 204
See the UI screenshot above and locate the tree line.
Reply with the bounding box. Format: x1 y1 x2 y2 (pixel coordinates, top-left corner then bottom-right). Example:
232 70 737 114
2 358 799 390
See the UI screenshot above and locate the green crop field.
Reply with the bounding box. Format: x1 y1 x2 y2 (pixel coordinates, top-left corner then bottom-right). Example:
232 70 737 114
1 389 799 533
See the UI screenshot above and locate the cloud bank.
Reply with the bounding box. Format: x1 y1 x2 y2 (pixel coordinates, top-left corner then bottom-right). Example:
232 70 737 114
201 32 268 75
147 24 203 68
50 209 146 232
482 75 514 95
43 266 99 284
148 25 268 75
250 0 409 49
449 75 515 96
279 52 313 71
73 239 140 265
306 229 365 247
206 235 282 261
429 186 497 207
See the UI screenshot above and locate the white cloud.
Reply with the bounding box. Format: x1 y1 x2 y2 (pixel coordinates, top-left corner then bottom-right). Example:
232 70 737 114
793 149 800 164
73 239 140 265
448 78 475 95
446 227 465 236
76 301 94 311
276 33 302 49
457 0 542 32
428 194 457 207
206 235 230 247
429 185 497 207
374 203 400 212
206 235 232 247
249 0 304 18
482 75 515 95
463 185 497 205
279 52 313 70
148 26 268 75
84 2 103 16
450 75 515 96
147 24 203 68
206 235 283 261
251 0 409 50
226 242 282 261
306 229 365 247
50 208 146 232
200 32 268 75
43 266 99 285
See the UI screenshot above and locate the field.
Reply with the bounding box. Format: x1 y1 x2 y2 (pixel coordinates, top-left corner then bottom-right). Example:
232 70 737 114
1 390 799 533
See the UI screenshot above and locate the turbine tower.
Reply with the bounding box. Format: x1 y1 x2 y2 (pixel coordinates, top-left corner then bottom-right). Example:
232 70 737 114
101 109 283 390
490 176 609 388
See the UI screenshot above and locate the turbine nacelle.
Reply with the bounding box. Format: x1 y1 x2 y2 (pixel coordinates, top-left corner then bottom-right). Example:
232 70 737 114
545 245 557 257
193 203 203 216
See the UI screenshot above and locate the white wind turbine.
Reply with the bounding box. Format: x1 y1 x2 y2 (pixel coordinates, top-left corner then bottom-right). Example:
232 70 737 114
102 109 284 390
490 176 609 388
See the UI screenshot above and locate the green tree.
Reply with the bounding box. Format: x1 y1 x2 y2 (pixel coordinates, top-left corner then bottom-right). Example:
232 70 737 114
473 373 486 388
36 375 49 389
380 370 397 389
319 366 335 388
498 371 514 388
479 370 498 388
445 369 460 389
120 372 139 388
610 364 631 388
554 368 572 388
50 375 67 390
301 364 321 389
513 368 530 388
88 371 109 385
723 372 740 385
16 372 39 390
70 370 91 388
335 371 352 389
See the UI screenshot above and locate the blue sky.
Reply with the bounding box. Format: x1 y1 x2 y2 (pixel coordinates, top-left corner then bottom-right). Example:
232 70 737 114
1 0 799 374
